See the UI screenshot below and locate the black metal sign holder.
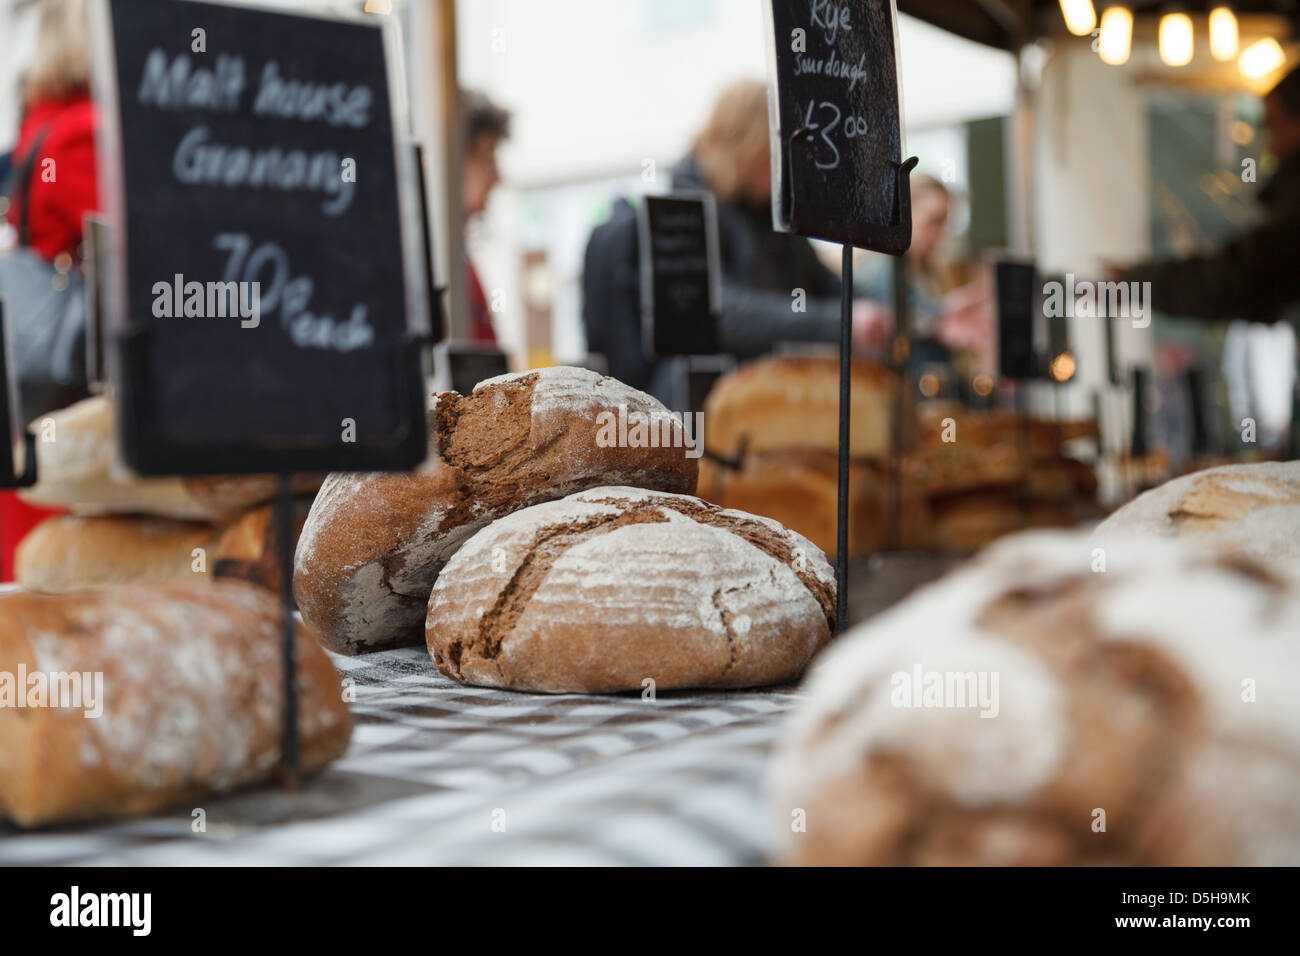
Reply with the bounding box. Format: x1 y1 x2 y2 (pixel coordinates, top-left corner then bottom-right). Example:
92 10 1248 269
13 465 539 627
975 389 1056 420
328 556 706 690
786 135 918 633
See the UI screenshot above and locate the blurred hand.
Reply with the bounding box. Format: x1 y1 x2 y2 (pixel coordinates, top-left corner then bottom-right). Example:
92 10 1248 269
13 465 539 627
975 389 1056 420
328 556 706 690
938 279 995 369
852 300 893 352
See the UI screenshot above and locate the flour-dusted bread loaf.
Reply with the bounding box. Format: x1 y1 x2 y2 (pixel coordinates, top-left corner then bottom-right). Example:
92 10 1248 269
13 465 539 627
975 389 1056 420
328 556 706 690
15 515 221 593
771 531 1300 865
18 396 318 522
426 486 836 693
295 367 699 654
703 355 899 461
0 582 351 826
19 397 215 520
698 451 929 557
1095 460 1300 576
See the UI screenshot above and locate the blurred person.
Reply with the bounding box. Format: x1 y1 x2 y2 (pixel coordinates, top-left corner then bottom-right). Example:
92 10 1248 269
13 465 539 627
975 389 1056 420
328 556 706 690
462 89 510 346
1113 66 1300 334
853 174 994 394
583 78 885 400
0 0 96 582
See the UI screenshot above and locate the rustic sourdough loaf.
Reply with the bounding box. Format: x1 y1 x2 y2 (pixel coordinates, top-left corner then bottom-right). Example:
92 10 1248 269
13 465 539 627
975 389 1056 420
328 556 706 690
15 515 221 593
1095 460 1300 576
426 486 836 693
771 530 1300 865
0 581 351 826
295 367 698 654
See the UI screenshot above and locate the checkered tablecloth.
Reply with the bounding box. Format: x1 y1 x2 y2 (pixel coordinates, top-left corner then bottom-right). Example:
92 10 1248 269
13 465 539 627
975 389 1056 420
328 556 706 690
0 647 801 866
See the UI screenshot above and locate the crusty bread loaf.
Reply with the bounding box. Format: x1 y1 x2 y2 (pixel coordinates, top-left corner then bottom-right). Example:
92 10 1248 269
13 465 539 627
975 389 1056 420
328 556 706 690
698 451 929 557
15 515 221 593
295 367 699 654
771 530 1300 865
703 355 899 461
181 474 323 518
1095 460 1300 576
0 582 351 826
19 397 216 520
426 486 836 693
18 396 320 522
214 499 313 597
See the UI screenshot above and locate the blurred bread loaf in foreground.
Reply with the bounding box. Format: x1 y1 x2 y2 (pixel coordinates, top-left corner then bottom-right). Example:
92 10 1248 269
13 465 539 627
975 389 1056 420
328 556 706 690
771 531 1300 865
0 582 351 826
1094 460 1300 576
296 367 699 655
427 487 835 693
703 355 898 461
15 515 220 593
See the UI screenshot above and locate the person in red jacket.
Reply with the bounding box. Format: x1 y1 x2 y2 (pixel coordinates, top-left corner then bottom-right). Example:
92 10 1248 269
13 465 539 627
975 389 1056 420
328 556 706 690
1 0 97 582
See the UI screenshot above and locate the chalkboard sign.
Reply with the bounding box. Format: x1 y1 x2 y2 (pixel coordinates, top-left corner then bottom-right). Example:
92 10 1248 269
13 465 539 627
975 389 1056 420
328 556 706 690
90 0 429 475
996 258 1040 380
442 344 511 398
765 0 917 253
0 301 35 488
638 194 720 358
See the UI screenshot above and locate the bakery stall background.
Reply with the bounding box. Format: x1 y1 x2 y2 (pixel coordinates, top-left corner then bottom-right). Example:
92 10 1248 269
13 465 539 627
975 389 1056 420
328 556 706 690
0 0 1297 878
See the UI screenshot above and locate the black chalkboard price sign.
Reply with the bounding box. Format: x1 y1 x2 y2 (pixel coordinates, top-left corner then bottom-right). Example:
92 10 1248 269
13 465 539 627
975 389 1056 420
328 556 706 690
90 0 429 476
765 0 918 253
638 193 721 358
765 1 917 634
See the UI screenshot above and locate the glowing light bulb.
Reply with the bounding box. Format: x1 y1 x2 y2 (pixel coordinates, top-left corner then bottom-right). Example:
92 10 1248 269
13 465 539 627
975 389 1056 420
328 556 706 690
1209 7 1239 62
1239 38 1286 81
1159 12 1194 68
1098 6 1134 66
1059 0 1097 37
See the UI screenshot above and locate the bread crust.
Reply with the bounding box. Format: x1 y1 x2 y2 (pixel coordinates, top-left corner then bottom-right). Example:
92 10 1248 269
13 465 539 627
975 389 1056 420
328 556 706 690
427 486 836 693
0 581 351 826
295 368 699 653
15 515 221 593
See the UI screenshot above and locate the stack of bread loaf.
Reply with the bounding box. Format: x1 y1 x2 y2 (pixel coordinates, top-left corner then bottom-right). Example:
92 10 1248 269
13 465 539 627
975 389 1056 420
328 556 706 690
696 356 1101 557
294 366 837 693
15 396 318 596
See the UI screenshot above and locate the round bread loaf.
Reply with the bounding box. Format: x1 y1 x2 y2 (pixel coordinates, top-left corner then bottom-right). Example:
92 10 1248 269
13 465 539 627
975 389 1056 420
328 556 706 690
1095 460 1300 576
703 354 898 461
771 530 1300 865
295 367 699 654
0 581 352 826
15 515 220 593
426 486 836 693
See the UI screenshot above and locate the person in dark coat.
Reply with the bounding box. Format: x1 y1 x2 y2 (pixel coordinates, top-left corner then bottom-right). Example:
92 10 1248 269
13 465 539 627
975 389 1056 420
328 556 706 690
1117 66 1300 327
582 79 884 399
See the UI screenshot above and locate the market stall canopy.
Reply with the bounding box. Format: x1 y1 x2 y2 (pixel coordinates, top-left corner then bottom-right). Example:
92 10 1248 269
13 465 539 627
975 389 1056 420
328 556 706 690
898 1 1300 51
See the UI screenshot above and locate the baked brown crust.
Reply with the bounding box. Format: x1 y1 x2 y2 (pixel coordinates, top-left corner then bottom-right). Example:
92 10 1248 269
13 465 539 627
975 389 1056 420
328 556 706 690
703 355 899 461
427 487 836 693
181 475 323 522
214 499 314 596
0 581 351 827
15 515 221 593
699 450 929 557
295 368 699 654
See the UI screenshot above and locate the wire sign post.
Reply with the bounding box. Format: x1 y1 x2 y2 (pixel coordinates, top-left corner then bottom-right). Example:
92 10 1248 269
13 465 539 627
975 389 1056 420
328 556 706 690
765 0 917 632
